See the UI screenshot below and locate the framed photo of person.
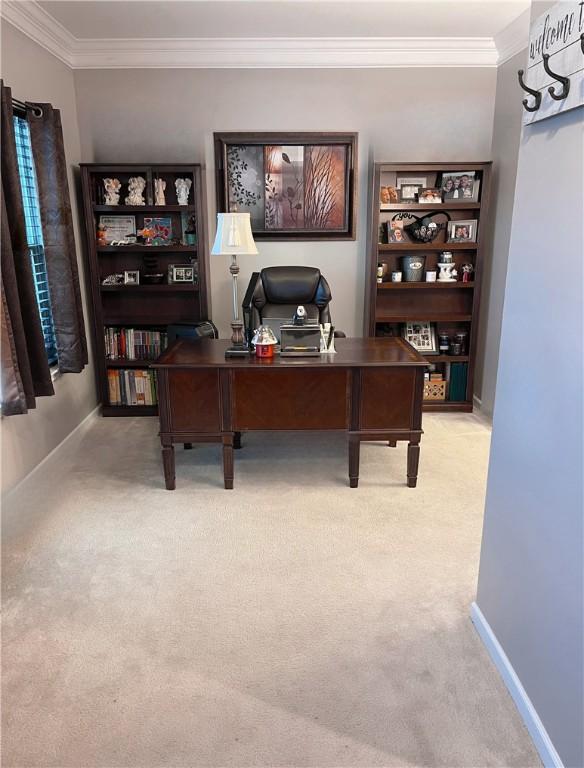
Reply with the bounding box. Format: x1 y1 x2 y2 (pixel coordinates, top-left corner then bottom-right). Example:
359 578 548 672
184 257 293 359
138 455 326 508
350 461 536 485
418 188 443 204
402 322 438 355
440 171 480 202
396 176 427 189
386 220 406 243
123 270 140 285
447 219 477 243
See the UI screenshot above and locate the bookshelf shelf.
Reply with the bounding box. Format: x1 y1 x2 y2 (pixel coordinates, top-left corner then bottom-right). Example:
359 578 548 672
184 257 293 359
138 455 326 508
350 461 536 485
366 161 492 412
378 242 478 252
377 282 474 290
100 284 198 292
81 162 210 417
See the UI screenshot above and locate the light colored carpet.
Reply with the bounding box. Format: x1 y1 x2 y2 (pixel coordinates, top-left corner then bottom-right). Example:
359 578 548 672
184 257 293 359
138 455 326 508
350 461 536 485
2 414 541 768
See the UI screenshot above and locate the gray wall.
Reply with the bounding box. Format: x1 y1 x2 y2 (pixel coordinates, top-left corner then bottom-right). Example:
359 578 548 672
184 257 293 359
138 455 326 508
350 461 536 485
0 23 97 493
73 67 497 339
474 50 525 417
475 54 584 768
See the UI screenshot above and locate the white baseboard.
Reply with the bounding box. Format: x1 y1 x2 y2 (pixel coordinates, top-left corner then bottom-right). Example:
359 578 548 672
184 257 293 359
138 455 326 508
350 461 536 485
470 602 564 768
4 404 100 500
473 394 483 410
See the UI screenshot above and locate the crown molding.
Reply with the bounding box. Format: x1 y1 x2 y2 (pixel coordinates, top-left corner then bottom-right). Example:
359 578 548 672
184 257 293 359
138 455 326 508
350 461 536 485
495 7 530 66
1 0 510 70
1 0 76 67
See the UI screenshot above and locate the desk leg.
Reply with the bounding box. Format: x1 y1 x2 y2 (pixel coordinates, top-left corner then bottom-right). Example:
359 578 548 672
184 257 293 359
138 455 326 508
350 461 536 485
222 435 234 490
161 442 176 491
349 436 360 488
407 441 420 488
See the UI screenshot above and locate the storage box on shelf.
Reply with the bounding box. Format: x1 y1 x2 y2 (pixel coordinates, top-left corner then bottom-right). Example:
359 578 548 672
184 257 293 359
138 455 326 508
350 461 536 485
80 163 210 416
365 162 491 412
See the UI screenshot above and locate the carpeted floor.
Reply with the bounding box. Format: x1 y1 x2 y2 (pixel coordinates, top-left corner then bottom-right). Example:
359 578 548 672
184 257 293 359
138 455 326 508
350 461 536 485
2 413 541 768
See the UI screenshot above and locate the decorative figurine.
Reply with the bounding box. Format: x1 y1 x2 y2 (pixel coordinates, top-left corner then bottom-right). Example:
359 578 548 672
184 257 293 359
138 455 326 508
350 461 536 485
125 176 146 206
103 178 121 205
437 261 458 282
461 263 474 283
184 214 197 245
175 178 192 205
102 273 124 285
154 178 166 206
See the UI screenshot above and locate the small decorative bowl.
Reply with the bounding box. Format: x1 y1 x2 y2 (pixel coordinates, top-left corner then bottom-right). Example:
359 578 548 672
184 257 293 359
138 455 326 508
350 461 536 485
143 273 165 284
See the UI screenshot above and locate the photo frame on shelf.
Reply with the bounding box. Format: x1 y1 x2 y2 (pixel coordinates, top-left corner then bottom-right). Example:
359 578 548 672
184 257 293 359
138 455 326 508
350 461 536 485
447 219 478 243
396 176 427 189
418 188 443 204
123 270 140 285
98 215 136 244
380 185 399 209
168 264 195 284
398 184 423 201
386 220 406 243
402 322 438 355
440 172 480 202
214 132 357 239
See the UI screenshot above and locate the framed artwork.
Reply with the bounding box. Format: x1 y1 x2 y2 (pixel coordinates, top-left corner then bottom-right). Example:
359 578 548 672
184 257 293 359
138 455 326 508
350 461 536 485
214 132 357 240
402 322 438 355
123 270 140 285
99 215 136 244
447 219 478 243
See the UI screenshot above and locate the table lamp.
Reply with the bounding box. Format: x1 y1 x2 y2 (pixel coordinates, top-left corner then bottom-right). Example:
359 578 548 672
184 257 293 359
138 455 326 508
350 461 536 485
211 212 258 357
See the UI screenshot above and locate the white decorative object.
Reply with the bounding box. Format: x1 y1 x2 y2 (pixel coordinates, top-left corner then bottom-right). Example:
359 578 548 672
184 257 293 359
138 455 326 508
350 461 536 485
523 2 584 126
175 178 192 206
154 178 166 206
437 262 458 282
103 178 121 206
125 176 146 206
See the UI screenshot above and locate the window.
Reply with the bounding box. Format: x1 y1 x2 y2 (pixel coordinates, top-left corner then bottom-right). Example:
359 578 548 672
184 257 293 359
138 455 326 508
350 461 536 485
13 115 58 366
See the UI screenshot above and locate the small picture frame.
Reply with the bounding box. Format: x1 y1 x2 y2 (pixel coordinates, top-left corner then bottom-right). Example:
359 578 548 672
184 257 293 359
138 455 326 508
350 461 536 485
380 185 399 209
399 184 423 201
403 322 438 355
168 264 195 284
417 188 443 204
447 219 478 243
123 270 140 285
440 172 479 202
396 176 427 189
386 220 406 243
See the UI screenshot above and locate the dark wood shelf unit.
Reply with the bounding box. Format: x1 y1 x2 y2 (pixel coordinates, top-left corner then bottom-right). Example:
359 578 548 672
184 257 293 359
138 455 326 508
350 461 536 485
81 162 210 417
366 161 492 413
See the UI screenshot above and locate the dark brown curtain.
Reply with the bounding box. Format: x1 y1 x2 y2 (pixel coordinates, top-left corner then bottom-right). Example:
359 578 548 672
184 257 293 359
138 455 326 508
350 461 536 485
1 81 54 415
27 101 88 373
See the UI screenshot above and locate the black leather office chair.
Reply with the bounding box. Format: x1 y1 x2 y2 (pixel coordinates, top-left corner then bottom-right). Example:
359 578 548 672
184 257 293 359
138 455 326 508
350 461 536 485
242 266 343 343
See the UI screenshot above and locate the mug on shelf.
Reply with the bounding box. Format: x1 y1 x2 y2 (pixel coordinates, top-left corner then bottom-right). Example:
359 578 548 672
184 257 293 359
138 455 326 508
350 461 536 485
391 271 403 283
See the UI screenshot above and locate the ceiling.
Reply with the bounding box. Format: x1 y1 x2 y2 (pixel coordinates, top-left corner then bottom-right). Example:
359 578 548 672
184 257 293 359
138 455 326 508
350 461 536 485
37 1 529 40
2 0 531 69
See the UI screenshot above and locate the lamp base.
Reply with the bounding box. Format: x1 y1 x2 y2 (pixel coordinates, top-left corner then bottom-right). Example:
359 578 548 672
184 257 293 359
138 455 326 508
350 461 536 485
225 320 249 357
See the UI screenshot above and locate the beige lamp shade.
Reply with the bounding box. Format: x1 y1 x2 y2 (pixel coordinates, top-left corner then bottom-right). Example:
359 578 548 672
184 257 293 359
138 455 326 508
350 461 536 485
211 212 258 256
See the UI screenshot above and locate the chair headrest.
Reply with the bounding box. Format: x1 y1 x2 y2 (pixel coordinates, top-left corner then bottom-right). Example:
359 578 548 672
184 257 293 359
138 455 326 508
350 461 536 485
261 266 321 304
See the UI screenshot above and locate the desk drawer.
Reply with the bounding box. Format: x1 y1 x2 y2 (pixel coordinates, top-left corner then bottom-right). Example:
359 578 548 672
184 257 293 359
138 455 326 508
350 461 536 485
167 369 221 432
359 368 416 430
233 369 349 430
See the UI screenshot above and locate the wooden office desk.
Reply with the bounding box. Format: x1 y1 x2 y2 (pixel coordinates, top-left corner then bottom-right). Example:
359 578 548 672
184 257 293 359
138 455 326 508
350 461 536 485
152 337 426 490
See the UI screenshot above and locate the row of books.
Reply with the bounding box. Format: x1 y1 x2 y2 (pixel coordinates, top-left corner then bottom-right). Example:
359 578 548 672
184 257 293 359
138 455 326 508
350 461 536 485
107 369 157 406
105 326 168 361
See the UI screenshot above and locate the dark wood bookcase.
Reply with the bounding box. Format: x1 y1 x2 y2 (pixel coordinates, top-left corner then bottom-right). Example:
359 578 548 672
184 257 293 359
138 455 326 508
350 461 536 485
80 163 210 416
365 162 492 412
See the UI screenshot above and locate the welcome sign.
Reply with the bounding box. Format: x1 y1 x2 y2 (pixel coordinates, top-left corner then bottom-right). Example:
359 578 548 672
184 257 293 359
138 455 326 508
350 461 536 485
523 1 584 125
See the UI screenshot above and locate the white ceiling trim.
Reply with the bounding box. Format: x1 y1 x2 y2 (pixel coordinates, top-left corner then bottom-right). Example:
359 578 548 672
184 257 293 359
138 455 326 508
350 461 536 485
1 0 526 70
494 8 530 66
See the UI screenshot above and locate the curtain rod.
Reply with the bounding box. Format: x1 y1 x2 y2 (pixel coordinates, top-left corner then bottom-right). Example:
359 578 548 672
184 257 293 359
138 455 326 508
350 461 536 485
12 98 43 118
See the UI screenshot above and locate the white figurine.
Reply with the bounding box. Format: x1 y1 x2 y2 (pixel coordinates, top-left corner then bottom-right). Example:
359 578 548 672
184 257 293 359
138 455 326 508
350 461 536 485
125 176 146 206
175 178 192 206
154 178 166 206
103 178 121 206
437 262 458 282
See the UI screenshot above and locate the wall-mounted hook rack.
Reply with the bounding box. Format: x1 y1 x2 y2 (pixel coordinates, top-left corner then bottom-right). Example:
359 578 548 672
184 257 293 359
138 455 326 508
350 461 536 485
542 53 570 100
517 69 542 112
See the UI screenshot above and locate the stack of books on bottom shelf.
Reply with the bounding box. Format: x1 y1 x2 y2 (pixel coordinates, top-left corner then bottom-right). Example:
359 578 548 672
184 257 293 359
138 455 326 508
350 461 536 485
108 369 157 406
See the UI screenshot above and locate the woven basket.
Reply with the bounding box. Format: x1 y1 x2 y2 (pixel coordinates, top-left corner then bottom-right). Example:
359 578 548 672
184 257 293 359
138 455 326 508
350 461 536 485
423 380 446 401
